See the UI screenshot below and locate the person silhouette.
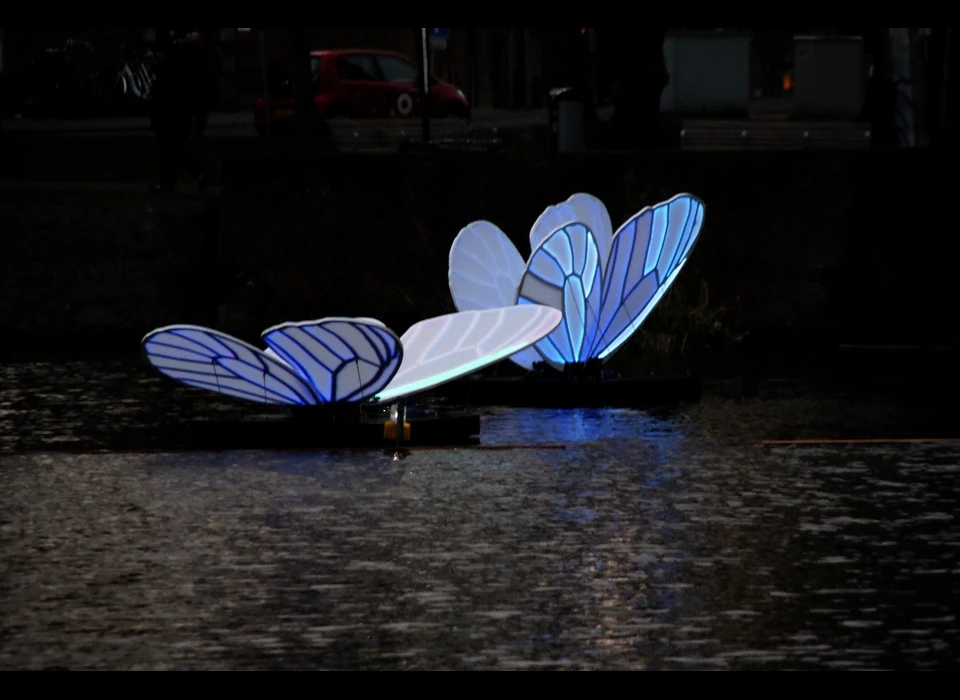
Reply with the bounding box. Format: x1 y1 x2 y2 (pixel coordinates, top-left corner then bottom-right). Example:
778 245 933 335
149 31 209 192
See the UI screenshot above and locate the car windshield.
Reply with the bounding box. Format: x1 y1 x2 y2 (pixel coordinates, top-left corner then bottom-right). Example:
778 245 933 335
266 56 322 98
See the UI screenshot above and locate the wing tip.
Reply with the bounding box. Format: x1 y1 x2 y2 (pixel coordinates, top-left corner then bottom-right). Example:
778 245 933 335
141 323 212 347
448 219 525 275
541 305 564 330
561 192 609 210
611 191 707 241
449 219 505 252
375 304 566 403
261 317 398 341
663 191 706 211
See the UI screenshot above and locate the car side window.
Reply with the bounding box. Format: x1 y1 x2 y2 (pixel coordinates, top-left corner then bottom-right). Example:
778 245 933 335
335 55 381 82
378 56 419 84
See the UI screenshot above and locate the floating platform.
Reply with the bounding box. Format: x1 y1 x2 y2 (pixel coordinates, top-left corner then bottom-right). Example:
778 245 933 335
164 407 481 451
435 375 702 408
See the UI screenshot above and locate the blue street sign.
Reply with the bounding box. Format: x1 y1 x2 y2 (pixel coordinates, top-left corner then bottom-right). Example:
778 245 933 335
428 28 450 40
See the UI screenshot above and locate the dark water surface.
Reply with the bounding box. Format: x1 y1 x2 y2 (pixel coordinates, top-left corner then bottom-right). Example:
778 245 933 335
1 355 958 670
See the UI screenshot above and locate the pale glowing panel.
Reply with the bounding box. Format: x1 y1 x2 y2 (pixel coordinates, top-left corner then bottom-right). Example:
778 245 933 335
374 306 563 403
262 317 402 403
447 220 542 370
446 192 705 369
142 325 317 405
448 220 527 311
515 223 603 369
528 193 614 274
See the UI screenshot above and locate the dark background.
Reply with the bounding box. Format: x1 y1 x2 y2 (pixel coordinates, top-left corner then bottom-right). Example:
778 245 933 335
1 26 957 363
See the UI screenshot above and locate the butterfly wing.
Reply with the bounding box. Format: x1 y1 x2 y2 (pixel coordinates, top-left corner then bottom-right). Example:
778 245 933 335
142 325 319 405
589 193 706 361
448 220 527 312
529 193 614 273
261 317 402 403
374 305 563 403
447 219 542 370
514 223 604 369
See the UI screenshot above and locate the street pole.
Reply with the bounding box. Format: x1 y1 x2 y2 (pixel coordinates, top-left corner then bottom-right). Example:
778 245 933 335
942 27 952 148
911 28 930 148
0 28 5 141
258 29 271 137
418 27 431 143
467 27 477 108
395 398 406 455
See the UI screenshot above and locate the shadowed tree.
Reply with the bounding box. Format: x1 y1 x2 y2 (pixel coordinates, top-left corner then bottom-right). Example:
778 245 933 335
924 28 947 147
599 26 668 149
862 28 897 148
0 27 5 141
947 28 958 148
203 26 222 108
914 27 954 148
287 27 315 136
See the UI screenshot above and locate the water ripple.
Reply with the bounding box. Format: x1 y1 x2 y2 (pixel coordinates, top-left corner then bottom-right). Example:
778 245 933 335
0 359 958 669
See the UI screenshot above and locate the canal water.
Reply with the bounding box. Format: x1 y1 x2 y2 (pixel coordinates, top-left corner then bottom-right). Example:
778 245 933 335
1 352 957 669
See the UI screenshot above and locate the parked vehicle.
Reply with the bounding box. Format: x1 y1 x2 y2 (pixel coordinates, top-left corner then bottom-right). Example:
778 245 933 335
254 49 470 134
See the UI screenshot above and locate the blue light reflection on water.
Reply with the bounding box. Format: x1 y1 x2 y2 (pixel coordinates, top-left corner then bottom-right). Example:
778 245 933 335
479 406 696 632
481 405 692 502
1 358 959 669
480 405 688 449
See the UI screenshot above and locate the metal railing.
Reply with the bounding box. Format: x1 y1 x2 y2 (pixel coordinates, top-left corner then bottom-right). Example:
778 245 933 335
679 120 873 151
321 118 500 152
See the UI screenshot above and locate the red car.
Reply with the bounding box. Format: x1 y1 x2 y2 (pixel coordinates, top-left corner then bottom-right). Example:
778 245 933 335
254 48 470 133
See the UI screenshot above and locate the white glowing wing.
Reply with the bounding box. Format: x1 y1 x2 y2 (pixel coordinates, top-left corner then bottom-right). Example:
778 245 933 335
448 219 544 371
374 305 563 403
528 193 614 272
448 220 527 311
261 317 402 403
142 325 319 405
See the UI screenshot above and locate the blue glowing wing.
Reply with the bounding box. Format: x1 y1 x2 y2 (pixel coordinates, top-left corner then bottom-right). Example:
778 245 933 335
589 193 705 361
447 219 542 370
261 317 402 403
529 193 614 273
515 223 604 368
142 325 319 405
374 305 563 403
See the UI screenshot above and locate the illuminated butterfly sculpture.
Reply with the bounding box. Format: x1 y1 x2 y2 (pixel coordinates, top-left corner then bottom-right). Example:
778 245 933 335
141 306 562 406
448 192 705 371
